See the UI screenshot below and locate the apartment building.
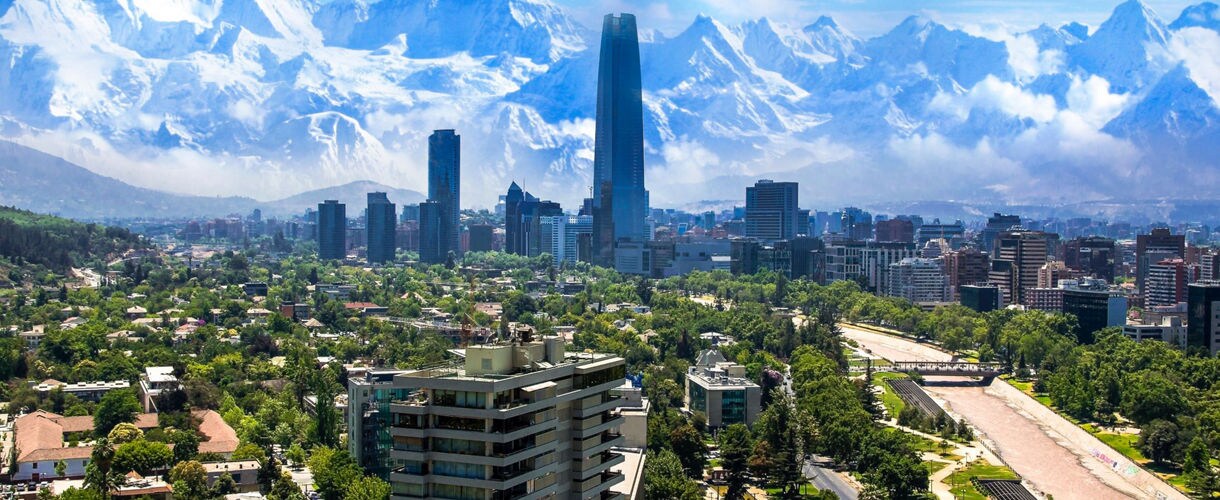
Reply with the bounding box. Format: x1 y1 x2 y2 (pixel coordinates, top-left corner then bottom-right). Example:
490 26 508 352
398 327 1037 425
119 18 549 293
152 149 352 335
388 335 627 500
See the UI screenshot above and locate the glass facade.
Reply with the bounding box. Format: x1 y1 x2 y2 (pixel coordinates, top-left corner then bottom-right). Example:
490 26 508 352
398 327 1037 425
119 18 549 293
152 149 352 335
689 383 707 414
722 390 747 425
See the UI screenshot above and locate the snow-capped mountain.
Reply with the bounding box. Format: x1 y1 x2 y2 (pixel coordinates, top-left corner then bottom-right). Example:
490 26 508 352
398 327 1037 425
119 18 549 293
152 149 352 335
0 0 1218 210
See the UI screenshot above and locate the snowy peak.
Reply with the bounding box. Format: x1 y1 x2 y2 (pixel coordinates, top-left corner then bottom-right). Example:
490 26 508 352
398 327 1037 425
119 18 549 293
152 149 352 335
1070 0 1170 91
311 0 585 63
801 15 862 63
1170 2 1220 31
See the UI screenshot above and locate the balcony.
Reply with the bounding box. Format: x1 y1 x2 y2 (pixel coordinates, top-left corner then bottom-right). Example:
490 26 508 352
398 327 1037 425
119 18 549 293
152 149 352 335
573 396 622 419
576 452 625 481
572 414 624 440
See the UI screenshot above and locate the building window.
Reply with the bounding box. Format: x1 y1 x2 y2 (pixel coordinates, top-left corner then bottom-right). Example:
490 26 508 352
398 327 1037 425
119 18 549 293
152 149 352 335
433 461 485 479
575 364 625 389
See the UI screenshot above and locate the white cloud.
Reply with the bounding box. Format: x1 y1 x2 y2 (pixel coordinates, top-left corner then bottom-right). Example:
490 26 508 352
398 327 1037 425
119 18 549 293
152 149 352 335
1064 75 1130 127
653 136 721 184
1169 27 1220 103
929 75 1058 123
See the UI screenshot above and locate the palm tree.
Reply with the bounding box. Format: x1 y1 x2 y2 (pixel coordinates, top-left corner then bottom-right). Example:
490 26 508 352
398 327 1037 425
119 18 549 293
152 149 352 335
84 438 124 499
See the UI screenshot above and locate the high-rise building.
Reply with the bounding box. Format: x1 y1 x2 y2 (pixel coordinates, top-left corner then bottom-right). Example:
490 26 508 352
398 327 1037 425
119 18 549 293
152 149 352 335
401 204 421 224
1147 258 1188 307
468 224 496 253
1037 261 1081 289
861 243 918 293
592 13 647 269
944 248 990 299
1188 283 1220 354
418 201 443 264
885 258 949 304
541 215 594 265
348 369 412 479
425 129 461 263
991 231 1050 306
841 207 873 241
505 183 564 258
876 219 915 244
916 219 966 247
744 180 799 242
980 213 1021 252
318 200 346 260
1063 286 1127 344
1137 228 1185 295
1063 236 1118 282
960 284 1000 312
387 338 628 499
367 192 397 264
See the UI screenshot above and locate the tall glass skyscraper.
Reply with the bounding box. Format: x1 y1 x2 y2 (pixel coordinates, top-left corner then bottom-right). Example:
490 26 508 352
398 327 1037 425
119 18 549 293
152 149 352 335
426 129 460 263
745 180 799 242
366 192 396 264
318 200 346 260
593 13 647 268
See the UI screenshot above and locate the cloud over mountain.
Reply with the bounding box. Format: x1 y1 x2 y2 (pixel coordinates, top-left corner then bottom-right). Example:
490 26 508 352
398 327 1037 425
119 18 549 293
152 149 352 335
0 0 1216 209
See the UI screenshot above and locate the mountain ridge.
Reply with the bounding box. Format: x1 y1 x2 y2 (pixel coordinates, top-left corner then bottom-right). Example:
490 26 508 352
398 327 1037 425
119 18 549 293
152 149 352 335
0 0 1217 211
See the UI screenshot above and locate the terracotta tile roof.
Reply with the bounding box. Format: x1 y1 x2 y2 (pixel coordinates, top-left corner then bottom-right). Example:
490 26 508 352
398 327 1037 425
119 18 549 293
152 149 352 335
14 411 64 462
13 411 160 463
193 410 239 455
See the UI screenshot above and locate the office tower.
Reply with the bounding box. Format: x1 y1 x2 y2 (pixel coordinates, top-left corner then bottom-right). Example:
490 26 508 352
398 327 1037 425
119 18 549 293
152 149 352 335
1137 228 1185 295
1037 261 1080 289
418 201 442 264
860 242 919 293
318 200 346 260
980 213 1021 252
960 284 1001 312
366 192 397 264
1062 285 1127 344
787 237 824 280
991 231 1050 306
841 207 873 241
916 219 966 247
348 369 411 479
1063 236 1118 282
885 258 950 304
702 211 716 231
686 350 762 428
1189 283 1220 354
388 338 628 499
876 219 915 243
1147 258 1188 307
541 215 594 265
1201 251 1220 282
504 183 564 257
427 129 461 262
593 13 647 268
401 204 421 224
796 209 810 236
468 224 495 253
744 180 799 242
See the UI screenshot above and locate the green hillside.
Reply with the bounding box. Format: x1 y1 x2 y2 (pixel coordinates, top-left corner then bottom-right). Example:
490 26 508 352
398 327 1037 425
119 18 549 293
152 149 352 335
0 206 146 271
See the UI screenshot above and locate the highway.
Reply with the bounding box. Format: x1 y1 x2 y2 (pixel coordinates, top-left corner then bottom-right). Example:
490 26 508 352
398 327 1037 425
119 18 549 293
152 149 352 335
804 460 859 500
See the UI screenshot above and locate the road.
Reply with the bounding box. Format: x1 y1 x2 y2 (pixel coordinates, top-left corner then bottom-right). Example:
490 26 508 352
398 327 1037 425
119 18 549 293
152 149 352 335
842 324 1187 500
804 460 859 500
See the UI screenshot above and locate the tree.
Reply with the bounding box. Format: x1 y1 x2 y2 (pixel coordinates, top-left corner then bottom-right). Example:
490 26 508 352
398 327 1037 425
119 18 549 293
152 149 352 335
643 450 701 500
94 390 141 437
1123 371 1188 425
312 369 341 448
285 443 307 467
718 423 753 500
1138 419 1181 465
169 460 210 499
55 459 67 478
268 471 306 500
84 438 124 498
668 423 708 478
106 422 143 444
113 439 172 475
213 472 238 496
1183 436 1217 496
306 447 363 500
169 429 200 465
344 476 391 500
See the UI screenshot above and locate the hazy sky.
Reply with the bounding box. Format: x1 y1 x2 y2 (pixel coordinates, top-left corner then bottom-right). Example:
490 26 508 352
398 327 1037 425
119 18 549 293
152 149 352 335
554 0 1200 37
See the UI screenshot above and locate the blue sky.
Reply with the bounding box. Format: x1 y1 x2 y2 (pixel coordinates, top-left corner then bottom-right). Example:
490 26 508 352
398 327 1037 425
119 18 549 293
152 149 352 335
554 0 1200 37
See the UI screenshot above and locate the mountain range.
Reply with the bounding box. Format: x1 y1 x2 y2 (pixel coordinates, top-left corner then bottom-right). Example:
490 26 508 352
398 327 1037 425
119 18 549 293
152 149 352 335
0 0 1217 213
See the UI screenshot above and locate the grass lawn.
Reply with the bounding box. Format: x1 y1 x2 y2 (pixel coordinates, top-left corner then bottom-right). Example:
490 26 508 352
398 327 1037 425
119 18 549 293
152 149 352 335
925 460 953 475
945 461 1020 500
872 372 908 417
